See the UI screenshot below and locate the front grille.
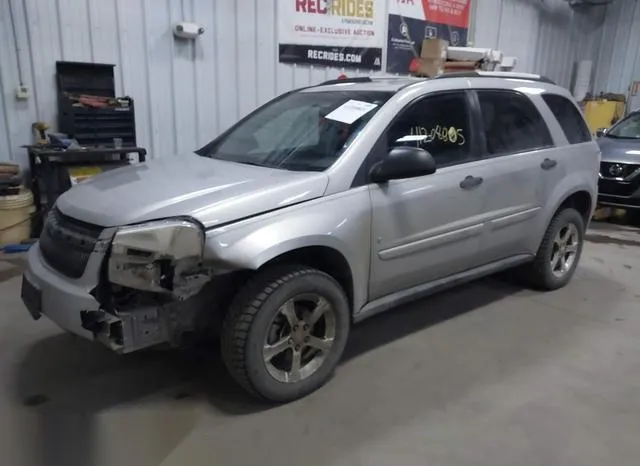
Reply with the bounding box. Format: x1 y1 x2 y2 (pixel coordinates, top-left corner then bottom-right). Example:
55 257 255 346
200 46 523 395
39 208 104 278
598 179 638 197
600 162 640 179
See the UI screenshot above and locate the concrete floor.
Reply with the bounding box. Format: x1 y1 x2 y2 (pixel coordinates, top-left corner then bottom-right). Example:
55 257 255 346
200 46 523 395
2 222 640 466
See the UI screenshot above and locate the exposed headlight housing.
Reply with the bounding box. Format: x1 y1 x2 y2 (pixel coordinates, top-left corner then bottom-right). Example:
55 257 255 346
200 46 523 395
108 218 205 294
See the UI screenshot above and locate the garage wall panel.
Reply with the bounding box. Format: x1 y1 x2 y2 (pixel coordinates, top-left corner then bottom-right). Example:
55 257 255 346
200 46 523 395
170 0 199 154
0 0 38 164
236 0 258 120
255 0 277 109
593 0 640 95
192 0 218 148
471 0 606 90
23 0 64 134
116 0 151 155
58 0 93 62
0 0 616 165
214 0 240 133
0 0 389 164
142 0 176 157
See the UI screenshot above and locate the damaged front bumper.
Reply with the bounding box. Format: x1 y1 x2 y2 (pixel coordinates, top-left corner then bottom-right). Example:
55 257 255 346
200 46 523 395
79 298 200 353
23 242 100 339
23 240 206 354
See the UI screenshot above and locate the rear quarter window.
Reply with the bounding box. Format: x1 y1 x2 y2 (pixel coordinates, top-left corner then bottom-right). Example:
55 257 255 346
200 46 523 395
542 94 592 144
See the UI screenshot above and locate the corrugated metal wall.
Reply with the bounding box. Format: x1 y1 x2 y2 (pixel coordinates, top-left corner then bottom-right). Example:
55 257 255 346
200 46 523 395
593 0 640 95
472 0 606 88
0 0 625 164
0 0 382 165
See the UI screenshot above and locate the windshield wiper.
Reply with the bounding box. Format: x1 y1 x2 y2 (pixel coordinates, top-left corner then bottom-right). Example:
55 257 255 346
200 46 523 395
200 154 272 168
236 161 268 167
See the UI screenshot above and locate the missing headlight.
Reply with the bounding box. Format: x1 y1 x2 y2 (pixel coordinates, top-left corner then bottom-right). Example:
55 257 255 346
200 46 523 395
108 218 210 298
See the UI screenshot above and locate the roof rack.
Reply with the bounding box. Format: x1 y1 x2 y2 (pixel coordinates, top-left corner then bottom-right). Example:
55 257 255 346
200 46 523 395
320 77 373 86
316 72 555 88
434 71 555 84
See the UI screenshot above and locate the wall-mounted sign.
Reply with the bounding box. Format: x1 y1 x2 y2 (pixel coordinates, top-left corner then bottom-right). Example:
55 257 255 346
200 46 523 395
387 0 471 73
278 0 385 70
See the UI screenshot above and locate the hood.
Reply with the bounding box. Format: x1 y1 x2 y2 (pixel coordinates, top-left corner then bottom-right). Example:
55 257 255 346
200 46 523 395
597 136 640 164
56 154 328 228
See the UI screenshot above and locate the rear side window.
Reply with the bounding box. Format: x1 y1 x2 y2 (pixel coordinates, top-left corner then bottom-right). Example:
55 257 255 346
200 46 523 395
542 94 592 144
477 90 553 156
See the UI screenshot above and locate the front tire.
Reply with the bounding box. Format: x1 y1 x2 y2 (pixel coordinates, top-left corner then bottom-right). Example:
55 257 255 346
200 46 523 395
526 208 585 290
221 265 350 402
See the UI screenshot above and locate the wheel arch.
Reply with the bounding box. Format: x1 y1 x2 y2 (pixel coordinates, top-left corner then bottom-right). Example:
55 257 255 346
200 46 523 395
554 190 593 226
256 244 355 313
534 187 593 252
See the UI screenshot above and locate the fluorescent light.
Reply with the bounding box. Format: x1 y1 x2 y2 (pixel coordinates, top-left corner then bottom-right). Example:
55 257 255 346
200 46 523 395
626 150 640 155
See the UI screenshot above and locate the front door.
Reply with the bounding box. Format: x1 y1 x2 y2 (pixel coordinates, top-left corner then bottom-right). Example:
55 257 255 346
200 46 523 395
369 91 487 300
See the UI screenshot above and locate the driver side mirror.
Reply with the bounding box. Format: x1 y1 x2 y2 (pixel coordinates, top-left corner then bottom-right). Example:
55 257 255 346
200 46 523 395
596 128 607 138
369 146 436 183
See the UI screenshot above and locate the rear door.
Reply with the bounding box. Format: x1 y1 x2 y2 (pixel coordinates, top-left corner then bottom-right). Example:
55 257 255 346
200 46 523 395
472 89 555 265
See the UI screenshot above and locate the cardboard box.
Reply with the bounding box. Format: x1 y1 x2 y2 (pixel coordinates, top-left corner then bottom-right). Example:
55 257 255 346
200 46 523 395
410 38 449 76
421 38 448 59
410 57 443 77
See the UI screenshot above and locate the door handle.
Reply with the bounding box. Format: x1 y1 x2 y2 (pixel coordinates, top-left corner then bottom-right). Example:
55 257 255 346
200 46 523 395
540 158 558 170
459 175 483 190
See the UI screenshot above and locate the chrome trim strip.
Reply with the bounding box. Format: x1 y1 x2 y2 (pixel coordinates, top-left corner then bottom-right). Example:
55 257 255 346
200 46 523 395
489 207 541 231
379 224 483 261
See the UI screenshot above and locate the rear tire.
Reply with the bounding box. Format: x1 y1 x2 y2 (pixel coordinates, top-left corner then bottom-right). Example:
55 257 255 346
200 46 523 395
221 265 350 403
524 208 585 290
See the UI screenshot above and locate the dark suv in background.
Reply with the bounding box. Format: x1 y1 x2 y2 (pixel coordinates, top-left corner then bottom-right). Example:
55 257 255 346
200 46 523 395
597 110 640 209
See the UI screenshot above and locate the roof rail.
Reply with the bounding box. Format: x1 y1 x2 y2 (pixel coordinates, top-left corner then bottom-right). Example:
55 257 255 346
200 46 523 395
434 71 555 84
319 77 373 86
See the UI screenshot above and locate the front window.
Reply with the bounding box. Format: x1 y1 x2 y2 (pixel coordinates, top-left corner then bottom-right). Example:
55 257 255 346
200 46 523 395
386 91 473 167
607 113 640 139
198 90 392 171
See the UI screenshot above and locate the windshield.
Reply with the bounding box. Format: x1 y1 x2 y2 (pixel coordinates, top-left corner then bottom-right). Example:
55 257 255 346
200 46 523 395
607 112 640 139
197 90 392 171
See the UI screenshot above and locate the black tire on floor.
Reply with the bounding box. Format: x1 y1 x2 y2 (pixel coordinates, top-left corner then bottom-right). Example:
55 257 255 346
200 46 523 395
524 207 585 290
221 264 350 403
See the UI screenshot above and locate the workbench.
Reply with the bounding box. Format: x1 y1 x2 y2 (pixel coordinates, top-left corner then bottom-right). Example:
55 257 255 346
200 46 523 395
24 146 147 235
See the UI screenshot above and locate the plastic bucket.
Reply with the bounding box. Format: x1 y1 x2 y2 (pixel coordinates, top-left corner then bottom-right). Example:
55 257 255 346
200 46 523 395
0 189 35 246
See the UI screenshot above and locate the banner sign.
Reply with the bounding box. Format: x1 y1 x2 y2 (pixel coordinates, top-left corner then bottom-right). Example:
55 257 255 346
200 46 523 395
279 0 386 70
387 0 471 73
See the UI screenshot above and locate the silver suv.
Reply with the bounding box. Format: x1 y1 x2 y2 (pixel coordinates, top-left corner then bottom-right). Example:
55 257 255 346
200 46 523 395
22 72 600 402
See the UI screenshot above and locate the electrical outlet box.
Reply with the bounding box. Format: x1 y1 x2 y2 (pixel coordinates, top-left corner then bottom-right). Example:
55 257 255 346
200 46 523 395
15 85 29 100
